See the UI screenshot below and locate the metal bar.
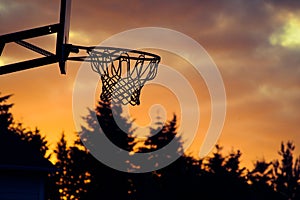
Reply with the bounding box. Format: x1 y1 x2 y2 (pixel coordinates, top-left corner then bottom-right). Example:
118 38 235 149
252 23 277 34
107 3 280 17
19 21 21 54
56 0 72 74
70 44 161 60
0 56 58 75
0 43 5 55
15 40 55 57
68 56 88 62
0 24 59 44
56 0 68 49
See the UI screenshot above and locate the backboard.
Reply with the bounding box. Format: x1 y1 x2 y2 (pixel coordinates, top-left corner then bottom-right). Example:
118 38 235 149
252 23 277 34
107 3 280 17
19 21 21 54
56 0 72 74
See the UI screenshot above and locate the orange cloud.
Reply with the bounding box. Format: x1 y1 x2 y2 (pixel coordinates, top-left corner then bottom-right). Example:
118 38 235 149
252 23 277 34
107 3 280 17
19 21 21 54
1 0 300 170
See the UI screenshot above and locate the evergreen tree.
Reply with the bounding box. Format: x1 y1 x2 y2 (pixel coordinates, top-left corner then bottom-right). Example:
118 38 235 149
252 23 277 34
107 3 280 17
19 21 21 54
74 100 138 199
54 133 91 199
248 159 279 199
144 115 181 152
272 141 300 200
96 100 136 151
0 93 50 158
0 94 14 131
14 124 50 159
203 145 250 199
206 144 226 175
131 114 185 200
73 102 186 199
50 95 300 200
0 93 56 199
54 133 69 199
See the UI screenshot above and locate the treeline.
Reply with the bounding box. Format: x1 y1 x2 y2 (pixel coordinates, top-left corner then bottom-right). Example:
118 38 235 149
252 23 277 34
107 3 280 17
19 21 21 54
1 94 300 200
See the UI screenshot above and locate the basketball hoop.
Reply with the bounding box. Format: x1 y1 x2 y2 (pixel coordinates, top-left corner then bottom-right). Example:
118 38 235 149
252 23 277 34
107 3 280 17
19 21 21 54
87 47 160 106
0 0 161 106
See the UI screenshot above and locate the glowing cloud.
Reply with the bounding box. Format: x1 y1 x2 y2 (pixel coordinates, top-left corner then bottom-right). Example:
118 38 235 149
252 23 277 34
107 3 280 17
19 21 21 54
0 3 5 12
270 16 300 48
69 30 92 45
0 1 22 14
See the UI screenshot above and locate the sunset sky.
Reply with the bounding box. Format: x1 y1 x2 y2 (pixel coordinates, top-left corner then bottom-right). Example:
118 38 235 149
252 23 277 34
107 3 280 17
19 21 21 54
1 0 300 168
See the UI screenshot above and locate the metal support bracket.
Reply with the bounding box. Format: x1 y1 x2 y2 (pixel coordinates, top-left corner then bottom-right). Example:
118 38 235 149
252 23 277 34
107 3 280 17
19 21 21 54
0 24 61 75
0 0 73 75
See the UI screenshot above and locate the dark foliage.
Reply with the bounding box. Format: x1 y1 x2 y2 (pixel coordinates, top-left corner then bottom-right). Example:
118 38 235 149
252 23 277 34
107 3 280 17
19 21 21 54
52 100 300 200
0 94 56 199
1 94 299 200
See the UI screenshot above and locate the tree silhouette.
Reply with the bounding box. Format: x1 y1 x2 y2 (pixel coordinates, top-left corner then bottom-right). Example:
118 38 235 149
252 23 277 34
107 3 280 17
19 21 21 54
0 94 14 132
200 145 250 199
272 141 300 200
62 100 139 199
0 93 55 199
54 100 186 199
3 92 300 200
95 100 136 151
206 144 226 174
53 133 91 199
128 114 184 200
143 115 179 151
14 124 50 159
0 94 50 159
53 133 69 199
48 98 300 200
0 93 50 162
248 159 280 199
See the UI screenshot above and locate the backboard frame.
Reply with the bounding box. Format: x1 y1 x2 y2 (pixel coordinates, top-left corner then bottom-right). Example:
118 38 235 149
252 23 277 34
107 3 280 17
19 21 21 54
0 0 161 107
57 0 72 74
0 0 73 75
